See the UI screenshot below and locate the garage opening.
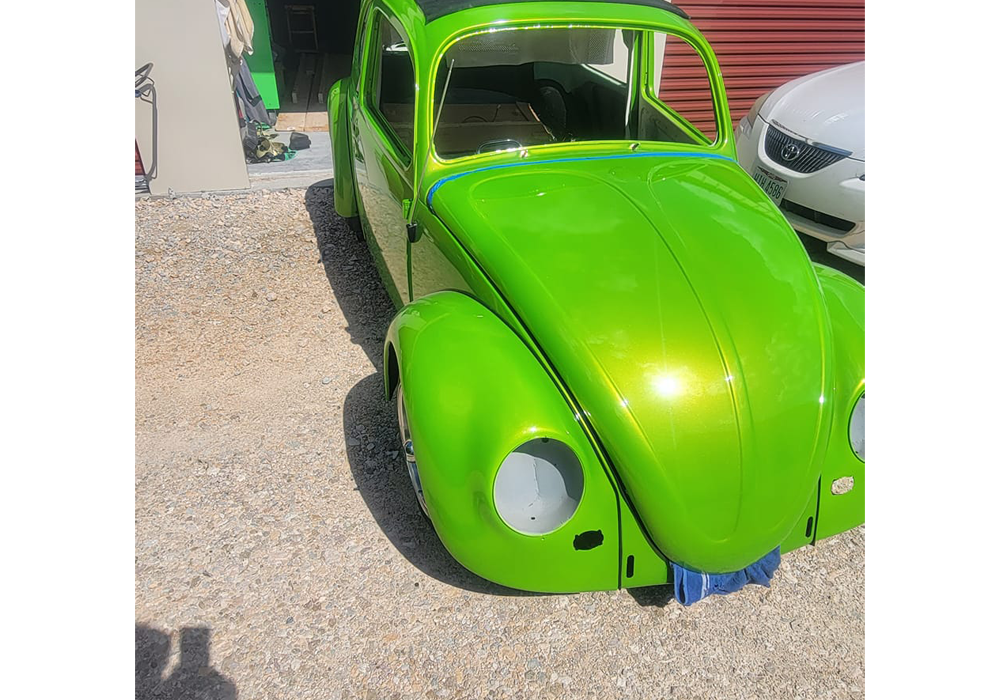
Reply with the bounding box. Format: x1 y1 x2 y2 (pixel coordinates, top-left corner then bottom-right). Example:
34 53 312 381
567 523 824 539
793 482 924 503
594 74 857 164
245 0 362 132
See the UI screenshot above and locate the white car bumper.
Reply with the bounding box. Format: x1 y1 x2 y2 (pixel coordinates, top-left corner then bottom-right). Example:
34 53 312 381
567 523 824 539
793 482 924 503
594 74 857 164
736 116 866 267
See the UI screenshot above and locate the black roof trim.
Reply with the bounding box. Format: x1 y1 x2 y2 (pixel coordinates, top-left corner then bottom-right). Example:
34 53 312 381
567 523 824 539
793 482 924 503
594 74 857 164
415 0 690 24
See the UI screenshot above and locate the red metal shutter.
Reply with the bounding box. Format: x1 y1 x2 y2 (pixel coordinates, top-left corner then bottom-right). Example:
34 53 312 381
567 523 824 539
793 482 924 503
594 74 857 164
662 0 865 136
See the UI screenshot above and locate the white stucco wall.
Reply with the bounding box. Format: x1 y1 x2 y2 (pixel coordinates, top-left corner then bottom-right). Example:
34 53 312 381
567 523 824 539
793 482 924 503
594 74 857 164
136 0 249 194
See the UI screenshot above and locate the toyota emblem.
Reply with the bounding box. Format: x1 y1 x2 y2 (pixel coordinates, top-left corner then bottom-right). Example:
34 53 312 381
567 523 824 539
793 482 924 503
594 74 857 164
780 143 802 162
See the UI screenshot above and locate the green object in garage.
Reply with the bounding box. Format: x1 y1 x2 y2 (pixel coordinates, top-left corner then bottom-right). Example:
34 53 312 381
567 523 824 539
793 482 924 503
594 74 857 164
245 0 280 110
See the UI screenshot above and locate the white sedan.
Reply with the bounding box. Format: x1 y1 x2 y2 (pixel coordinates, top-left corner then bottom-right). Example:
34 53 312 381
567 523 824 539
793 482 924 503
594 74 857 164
735 62 865 267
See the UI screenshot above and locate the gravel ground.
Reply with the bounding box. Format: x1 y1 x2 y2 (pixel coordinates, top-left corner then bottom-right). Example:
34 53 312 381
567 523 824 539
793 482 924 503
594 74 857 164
135 186 864 700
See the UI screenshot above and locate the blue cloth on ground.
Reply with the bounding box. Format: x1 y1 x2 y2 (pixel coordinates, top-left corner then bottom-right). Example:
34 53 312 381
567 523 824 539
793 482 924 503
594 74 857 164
671 547 781 606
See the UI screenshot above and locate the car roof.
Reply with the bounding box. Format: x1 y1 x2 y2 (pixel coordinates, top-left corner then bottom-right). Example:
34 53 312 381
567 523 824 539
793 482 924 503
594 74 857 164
415 0 689 23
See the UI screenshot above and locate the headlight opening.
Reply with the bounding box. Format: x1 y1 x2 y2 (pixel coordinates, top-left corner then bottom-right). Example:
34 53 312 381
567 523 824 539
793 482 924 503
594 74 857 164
849 393 865 462
493 438 583 535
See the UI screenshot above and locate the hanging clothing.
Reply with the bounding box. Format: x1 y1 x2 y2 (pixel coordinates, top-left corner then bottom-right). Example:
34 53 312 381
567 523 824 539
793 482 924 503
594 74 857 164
235 58 273 127
215 0 255 60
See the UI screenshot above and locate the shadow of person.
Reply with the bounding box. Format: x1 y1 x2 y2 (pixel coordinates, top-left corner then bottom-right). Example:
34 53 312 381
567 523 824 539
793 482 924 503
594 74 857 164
136 625 237 700
135 625 170 698
304 182 533 597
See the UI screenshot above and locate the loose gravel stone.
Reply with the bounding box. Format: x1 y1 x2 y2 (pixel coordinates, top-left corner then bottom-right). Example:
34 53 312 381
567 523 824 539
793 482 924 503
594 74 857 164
135 187 864 700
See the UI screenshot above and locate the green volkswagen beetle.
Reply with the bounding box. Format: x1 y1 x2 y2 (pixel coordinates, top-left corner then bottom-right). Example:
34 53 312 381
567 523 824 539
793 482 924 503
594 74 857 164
327 0 865 595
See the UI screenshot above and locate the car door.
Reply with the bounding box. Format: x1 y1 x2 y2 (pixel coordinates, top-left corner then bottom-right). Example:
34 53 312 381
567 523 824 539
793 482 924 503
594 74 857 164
351 6 415 307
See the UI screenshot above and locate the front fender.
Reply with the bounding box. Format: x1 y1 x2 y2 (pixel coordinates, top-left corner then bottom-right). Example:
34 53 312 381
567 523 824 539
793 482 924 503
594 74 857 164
384 291 620 592
814 265 865 539
327 79 357 219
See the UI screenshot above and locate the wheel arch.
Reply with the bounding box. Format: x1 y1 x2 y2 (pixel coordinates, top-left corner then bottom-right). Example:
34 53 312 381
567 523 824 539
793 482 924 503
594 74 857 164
813 263 865 540
383 339 400 401
381 290 622 592
327 78 359 219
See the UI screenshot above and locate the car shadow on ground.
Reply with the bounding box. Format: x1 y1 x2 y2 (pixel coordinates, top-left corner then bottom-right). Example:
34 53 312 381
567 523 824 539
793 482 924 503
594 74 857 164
304 182 536 597
627 584 675 607
135 625 236 700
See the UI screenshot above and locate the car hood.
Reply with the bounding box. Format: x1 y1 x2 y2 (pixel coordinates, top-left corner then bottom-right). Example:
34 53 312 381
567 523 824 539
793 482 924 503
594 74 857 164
760 62 865 160
429 152 834 573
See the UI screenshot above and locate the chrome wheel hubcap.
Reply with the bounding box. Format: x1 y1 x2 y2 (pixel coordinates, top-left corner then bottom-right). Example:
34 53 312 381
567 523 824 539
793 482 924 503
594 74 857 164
396 387 428 516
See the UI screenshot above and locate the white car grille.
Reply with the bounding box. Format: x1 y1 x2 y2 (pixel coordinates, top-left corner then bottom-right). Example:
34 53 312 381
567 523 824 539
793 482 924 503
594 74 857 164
764 125 849 174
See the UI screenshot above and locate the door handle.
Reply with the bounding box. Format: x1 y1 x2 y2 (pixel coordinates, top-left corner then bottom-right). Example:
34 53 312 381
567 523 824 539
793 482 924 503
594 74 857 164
403 198 420 243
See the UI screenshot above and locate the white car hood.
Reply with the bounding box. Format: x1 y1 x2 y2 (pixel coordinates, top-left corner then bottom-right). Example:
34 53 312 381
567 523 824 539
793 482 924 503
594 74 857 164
760 62 865 161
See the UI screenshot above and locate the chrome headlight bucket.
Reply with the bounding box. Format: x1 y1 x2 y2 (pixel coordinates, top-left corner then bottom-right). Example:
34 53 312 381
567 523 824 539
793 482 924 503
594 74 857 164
493 438 583 535
849 393 865 462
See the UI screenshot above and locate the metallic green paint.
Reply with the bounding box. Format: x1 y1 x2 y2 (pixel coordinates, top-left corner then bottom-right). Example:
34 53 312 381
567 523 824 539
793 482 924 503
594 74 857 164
393 205 682 589
383 282 678 591
780 481 820 553
812 265 865 540
327 80 359 220
430 155 835 573
385 292 621 592
332 0 865 590
353 9 414 306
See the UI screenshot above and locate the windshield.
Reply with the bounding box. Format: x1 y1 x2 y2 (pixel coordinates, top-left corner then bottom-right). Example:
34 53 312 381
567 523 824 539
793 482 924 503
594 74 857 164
430 26 719 159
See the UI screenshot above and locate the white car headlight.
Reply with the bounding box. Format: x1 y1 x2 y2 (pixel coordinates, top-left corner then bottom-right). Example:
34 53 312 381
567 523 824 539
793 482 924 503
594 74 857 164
494 438 583 535
849 394 865 461
745 90 772 125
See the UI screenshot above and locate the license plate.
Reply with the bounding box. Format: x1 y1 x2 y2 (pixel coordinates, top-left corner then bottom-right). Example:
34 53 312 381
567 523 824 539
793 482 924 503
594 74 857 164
752 165 788 205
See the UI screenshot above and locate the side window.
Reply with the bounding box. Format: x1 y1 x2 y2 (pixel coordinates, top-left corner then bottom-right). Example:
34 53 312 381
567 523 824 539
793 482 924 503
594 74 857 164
644 33 718 145
365 11 415 156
